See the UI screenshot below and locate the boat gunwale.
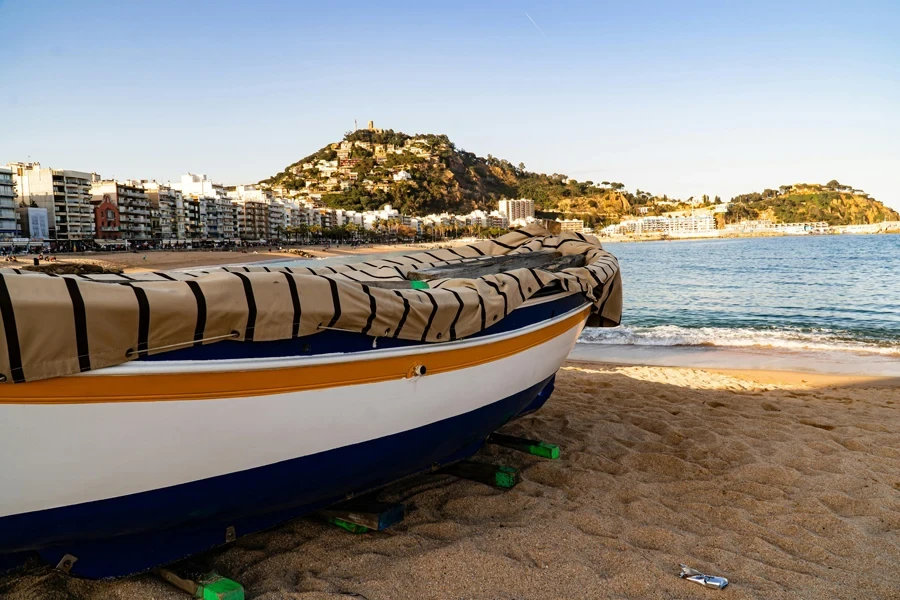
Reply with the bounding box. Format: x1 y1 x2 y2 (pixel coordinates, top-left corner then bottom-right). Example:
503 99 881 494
79 290 586 376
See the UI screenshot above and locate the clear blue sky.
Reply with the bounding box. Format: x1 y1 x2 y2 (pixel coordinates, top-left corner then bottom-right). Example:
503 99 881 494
2 0 898 208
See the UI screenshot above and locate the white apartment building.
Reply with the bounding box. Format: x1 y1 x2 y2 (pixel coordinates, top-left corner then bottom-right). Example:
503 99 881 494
498 198 535 222
173 174 238 241
90 180 152 240
226 184 272 204
8 162 95 242
0 167 16 238
173 173 226 199
267 202 285 239
604 215 716 236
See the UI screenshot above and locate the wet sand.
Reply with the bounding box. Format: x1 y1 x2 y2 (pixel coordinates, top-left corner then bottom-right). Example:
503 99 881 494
3 362 899 599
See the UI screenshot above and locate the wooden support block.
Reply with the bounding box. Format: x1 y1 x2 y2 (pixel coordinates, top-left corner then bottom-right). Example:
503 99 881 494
487 433 561 460
443 460 521 489
317 499 405 533
157 568 244 600
323 517 371 534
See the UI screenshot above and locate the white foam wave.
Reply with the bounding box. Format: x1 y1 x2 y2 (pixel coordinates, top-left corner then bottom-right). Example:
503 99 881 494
579 325 900 356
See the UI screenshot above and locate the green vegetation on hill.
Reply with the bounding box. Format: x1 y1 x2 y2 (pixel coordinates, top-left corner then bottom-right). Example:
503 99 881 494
263 130 898 226
725 181 899 226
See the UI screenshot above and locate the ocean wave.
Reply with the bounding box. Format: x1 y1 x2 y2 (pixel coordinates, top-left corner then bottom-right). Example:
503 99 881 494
579 325 900 356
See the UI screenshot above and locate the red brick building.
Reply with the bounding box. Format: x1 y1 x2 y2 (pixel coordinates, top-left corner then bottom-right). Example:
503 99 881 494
94 195 121 239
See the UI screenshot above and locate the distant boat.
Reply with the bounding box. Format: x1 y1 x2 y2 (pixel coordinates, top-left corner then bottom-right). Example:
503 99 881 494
0 227 621 578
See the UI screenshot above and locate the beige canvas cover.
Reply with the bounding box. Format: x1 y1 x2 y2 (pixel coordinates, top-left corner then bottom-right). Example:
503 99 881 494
0 225 621 383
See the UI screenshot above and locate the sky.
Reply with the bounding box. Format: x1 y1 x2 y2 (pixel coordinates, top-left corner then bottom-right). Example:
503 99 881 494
1 0 898 209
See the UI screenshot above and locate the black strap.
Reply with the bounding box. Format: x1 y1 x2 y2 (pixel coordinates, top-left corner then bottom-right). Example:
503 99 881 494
64 278 91 372
0 274 25 382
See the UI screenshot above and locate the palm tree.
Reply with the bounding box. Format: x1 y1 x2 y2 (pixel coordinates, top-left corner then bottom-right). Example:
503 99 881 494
296 223 309 243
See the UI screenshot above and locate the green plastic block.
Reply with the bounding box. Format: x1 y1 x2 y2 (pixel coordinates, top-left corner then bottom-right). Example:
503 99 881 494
198 575 244 600
528 441 561 460
327 517 371 534
410 280 430 290
494 466 519 489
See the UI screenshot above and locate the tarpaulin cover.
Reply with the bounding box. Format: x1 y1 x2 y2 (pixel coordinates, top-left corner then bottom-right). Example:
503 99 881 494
0 225 621 383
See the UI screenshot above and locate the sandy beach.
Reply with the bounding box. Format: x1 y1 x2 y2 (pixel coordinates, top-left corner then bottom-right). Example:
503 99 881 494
3 361 898 599
6 242 452 274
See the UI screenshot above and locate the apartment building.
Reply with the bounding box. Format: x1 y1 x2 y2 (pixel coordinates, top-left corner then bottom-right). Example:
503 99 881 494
556 218 585 234
90 180 152 240
16 206 50 240
174 173 226 199
267 202 285 239
93 196 121 239
173 174 238 241
0 167 16 238
8 162 95 242
142 181 184 240
182 197 206 240
604 215 716 235
498 198 535 222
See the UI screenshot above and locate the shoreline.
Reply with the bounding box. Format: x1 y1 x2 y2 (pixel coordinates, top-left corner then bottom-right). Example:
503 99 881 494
599 229 900 244
569 341 900 378
565 358 900 390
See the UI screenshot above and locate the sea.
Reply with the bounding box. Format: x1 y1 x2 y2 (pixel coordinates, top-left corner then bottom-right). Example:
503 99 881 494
574 234 900 376
263 235 900 376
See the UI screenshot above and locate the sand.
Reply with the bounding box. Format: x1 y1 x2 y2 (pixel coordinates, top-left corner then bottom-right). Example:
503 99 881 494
8 242 459 274
2 363 899 599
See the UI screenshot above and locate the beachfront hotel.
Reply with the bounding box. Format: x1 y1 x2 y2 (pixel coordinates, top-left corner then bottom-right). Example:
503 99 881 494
602 214 716 236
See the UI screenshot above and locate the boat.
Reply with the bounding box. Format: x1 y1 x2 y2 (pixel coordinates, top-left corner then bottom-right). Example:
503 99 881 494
0 225 621 578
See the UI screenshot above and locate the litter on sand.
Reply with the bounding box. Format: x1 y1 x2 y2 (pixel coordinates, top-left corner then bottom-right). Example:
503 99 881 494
679 564 729 590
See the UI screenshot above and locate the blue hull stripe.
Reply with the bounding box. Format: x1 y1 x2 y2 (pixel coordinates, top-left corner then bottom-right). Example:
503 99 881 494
1 375 558 579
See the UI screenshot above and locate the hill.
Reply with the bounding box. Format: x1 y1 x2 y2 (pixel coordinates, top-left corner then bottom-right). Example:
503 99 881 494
260 126 644 225
724 181 899 226
262 128 898 226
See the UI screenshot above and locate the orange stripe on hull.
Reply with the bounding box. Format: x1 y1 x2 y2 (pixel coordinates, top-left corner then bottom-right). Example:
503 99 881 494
0 308 589 404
